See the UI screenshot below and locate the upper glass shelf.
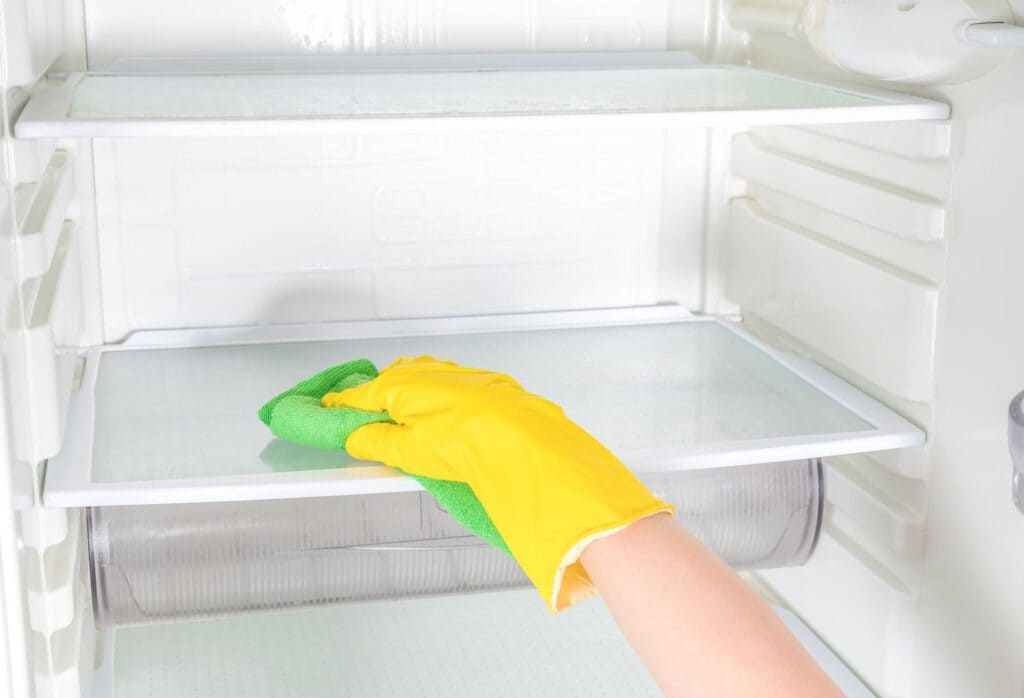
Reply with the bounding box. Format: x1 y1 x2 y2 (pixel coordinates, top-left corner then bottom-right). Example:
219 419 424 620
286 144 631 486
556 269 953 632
43 306 923 507
15 53 949 139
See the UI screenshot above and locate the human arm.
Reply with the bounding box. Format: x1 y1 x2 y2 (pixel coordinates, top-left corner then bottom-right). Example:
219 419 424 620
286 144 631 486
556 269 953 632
309 356 842 695
581 513 843 697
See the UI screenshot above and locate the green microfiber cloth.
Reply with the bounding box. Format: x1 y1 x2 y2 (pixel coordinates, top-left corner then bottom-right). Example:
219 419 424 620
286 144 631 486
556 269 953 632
258 359 509 554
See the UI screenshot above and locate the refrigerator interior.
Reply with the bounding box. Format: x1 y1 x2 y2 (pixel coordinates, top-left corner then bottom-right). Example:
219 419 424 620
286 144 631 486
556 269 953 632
1 0 1022 696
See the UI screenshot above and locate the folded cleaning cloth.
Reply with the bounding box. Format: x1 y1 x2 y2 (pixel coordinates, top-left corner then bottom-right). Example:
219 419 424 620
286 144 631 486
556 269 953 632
258 359 509 553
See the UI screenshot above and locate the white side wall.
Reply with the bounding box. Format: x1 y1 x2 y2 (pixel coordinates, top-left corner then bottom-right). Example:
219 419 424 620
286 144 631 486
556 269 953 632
908 50 1024 698
1 2 95 696
0 5 36 691
727 3 1024 695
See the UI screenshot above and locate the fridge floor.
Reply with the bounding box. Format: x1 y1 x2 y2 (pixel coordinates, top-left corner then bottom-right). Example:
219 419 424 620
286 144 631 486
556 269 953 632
97 588 870 697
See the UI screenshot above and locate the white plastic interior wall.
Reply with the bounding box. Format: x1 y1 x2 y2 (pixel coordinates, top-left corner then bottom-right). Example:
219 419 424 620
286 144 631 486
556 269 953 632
2 0 1021 697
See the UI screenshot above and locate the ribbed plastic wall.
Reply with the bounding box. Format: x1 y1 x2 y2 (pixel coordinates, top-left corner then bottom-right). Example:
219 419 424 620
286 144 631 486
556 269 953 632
88 460 822 627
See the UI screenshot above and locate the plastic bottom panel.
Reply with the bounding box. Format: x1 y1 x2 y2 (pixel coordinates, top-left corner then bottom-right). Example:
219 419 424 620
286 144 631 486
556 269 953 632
88 460 821 627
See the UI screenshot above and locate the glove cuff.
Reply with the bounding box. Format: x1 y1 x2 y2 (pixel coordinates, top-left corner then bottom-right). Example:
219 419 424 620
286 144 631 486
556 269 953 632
549 502 674 613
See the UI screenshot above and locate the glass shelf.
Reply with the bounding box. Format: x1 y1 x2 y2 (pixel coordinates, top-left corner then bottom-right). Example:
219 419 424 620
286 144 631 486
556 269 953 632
15 53 949 138
96 589 872 697
44 306 923 507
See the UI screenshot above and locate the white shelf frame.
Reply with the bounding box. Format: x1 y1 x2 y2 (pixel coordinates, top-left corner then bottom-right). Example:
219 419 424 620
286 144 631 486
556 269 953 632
14 52 950 139
43 306 924 508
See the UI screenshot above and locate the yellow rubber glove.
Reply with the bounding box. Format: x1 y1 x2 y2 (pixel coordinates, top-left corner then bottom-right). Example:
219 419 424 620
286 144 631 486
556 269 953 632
322 356 673 612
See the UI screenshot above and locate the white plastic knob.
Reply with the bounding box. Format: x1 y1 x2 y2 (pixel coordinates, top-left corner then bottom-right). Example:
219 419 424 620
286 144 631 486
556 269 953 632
960 20 1024 48
798 0 1014 83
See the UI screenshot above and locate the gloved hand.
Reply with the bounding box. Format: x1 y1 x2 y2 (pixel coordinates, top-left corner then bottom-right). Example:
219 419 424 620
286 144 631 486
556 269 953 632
258 359 509 553
323 356 672 612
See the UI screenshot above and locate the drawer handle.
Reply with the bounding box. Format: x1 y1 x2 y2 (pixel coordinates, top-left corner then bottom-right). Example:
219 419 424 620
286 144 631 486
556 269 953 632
1011 390 1024 514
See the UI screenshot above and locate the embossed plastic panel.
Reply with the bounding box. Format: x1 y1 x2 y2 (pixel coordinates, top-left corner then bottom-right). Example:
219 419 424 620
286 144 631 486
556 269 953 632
44 307 923 507
98 590 872 697
14 53 949 139
88 125 698 340
81 0 689 67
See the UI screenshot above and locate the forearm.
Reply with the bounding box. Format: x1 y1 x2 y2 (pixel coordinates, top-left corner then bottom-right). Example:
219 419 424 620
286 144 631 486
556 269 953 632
581 513 843 698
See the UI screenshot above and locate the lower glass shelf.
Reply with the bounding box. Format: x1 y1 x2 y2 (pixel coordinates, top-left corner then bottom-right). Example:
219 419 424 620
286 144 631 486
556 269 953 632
94 587 872 697
45 306 922 507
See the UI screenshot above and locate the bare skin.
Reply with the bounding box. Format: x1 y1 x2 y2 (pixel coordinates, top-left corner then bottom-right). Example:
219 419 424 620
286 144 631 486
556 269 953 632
581 513 844 698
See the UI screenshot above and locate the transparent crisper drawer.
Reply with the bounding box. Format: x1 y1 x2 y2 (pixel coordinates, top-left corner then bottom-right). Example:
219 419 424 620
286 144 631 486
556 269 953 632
89 459 822 627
